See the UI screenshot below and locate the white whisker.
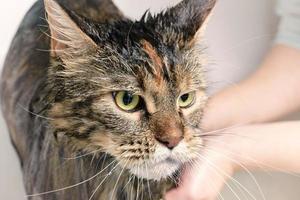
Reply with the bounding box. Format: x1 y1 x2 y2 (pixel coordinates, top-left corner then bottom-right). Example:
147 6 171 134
88 161 120 200
110 159 129 200
26 159 116 197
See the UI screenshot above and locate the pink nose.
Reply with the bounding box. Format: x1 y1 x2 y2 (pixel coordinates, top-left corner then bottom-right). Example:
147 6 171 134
155 134 183 149
151 113 184 149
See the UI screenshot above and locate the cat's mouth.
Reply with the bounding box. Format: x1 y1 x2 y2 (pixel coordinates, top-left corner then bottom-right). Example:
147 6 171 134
129 156 181 181
128 142 192 181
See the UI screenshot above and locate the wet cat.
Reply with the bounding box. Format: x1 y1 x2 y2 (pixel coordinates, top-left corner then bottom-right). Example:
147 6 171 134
0 0 216 199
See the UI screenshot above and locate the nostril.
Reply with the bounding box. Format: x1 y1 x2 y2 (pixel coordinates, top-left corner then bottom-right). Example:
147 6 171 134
160 140 173 150
155 136 183 150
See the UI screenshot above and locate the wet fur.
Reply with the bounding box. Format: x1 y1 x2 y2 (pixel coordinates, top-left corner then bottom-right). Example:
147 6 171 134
1 0 215 199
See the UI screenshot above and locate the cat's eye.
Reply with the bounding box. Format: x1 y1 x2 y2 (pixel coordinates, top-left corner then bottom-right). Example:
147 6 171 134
178 92 196 108
114 91 142 112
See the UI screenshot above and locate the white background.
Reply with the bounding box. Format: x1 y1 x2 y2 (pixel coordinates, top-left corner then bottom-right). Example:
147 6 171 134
1 0 300 199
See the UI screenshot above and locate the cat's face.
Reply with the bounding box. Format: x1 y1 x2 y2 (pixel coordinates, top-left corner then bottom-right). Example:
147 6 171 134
45 0 215 180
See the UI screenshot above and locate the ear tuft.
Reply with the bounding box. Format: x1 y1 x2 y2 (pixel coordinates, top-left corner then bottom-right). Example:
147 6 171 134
44 0 97 57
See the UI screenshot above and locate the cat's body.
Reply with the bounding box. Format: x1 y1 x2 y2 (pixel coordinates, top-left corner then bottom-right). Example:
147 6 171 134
1 0 215 199
1 1 150 199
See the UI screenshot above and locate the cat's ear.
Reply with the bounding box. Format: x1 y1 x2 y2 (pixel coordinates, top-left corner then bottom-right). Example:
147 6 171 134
44 0 97 57
153 0 216 48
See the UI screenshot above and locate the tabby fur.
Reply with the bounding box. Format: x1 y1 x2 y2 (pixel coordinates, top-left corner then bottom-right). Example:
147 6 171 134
0 0 216 199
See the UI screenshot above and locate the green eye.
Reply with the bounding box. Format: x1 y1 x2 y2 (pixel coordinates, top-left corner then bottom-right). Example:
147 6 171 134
114 91 141 112
178 92 195 108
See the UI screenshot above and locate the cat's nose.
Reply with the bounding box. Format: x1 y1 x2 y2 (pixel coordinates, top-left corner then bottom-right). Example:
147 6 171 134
151 113 184 149
155 133 183 150
155 122 184 149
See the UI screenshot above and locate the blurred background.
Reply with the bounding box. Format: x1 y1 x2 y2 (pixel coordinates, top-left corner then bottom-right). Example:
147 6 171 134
1 0 300 199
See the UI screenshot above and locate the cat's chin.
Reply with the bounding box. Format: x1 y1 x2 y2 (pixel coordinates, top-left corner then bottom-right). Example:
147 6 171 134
129 157 181 181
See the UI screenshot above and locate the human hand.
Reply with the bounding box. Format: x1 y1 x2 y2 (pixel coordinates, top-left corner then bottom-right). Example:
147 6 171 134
165 130 237 200
166 122 300 200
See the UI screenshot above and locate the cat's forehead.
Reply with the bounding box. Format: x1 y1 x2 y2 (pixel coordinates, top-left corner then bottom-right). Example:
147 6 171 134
129 39 203 96
140 40 170 83
104 38 201 89
106 25 175 71
88 20 206 95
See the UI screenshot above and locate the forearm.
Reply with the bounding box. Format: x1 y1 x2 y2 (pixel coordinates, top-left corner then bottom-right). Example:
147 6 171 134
231 121 300 173
203 44 300 131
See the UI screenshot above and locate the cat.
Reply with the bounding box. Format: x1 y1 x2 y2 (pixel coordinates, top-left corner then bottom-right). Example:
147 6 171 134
0 0 216 199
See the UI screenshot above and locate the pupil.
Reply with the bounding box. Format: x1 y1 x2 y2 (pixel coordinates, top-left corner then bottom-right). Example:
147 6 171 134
123 92 133 105
181 94 189 102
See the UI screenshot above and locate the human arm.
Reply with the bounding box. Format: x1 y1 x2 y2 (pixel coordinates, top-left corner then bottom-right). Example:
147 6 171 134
202 0 300 130
202 44 300 131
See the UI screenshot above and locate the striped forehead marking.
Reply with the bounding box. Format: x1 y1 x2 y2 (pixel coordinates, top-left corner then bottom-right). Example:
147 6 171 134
141 40 164 82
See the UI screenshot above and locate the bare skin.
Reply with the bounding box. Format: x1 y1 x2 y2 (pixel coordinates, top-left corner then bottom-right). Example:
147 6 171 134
203 44 300 130
165 44 300 200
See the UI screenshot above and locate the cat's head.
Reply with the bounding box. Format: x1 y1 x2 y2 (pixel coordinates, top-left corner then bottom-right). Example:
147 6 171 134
45 0 216 180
